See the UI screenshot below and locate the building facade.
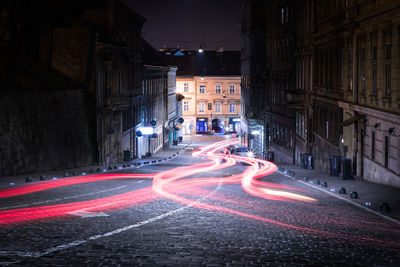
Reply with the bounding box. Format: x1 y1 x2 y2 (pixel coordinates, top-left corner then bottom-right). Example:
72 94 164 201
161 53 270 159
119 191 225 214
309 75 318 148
241 0 400 188
164 50 241 137
177 76 241 135
240 0 267 159
339 0 400 187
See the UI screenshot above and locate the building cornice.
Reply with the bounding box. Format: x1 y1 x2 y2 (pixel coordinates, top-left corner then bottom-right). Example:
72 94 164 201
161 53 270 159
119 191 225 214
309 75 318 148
338 101 400 124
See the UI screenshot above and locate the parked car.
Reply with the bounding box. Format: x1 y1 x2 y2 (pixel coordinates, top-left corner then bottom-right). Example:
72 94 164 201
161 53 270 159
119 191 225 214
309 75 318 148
229 147 255 158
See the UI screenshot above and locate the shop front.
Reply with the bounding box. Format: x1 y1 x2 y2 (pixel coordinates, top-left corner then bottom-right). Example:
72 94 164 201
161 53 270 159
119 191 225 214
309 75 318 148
228 118 241 133
196 118 208 134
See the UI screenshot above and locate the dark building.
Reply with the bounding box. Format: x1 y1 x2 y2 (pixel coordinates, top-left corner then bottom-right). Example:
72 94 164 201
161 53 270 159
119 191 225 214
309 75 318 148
240 0 267 158
0 0 145 175
241 0 400 188
266 0 297 164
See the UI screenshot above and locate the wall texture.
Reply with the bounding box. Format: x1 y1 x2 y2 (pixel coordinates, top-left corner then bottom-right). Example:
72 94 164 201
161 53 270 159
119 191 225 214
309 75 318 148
0 90 93 177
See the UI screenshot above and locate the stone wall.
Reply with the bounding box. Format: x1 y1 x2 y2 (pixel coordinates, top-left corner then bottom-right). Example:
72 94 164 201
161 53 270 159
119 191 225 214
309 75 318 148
0 90 93 177
313 133 341 173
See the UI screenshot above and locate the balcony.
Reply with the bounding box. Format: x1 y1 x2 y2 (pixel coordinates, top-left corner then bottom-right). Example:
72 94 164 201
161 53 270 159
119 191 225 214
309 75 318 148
286 90 305 109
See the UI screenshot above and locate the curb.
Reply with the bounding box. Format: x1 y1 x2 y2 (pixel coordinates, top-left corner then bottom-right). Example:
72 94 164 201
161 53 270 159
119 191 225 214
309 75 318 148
3 144 190 189
276 169 400 226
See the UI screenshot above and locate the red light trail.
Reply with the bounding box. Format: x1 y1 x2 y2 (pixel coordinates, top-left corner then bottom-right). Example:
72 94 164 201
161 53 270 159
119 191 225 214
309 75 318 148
0 139 399 248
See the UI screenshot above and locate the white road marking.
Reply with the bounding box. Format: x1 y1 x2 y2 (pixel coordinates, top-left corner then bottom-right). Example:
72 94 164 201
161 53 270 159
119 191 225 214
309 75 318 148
0 182 222 260
67 211 109 218
277 171 400 226
67 202 121 218
0 186 127 211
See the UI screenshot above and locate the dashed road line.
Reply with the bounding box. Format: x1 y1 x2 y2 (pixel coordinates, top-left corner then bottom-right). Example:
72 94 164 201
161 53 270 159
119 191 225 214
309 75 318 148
0 182 222 261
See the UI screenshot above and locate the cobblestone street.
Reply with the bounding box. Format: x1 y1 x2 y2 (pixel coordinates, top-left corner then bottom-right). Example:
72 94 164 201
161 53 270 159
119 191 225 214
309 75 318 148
0 137 400 266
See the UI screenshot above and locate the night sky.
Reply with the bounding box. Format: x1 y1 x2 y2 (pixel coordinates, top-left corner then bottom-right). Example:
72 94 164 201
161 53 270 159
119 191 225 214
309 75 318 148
122 0 246 51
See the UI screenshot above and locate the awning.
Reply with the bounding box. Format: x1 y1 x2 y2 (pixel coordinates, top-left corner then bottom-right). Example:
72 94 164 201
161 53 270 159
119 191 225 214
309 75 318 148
342 114 365 126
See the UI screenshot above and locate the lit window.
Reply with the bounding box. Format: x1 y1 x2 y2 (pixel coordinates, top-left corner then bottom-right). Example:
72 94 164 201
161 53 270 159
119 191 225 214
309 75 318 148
198 102 205 113
184 83 189 92
199 85 205 94
215 102 221 113
229 85 235 94
229 103 235 113
215 85 221 94
183 101 189 111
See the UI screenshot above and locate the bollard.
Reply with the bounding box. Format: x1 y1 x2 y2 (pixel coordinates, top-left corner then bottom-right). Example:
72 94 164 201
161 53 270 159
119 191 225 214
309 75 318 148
380 202 390 212
339 187 346 194
321 181 328 187
314 179 320 185
40 175 46 181
123 165 126 168
350 191 358 199
113 166 118 169
108 166 113 170
81 172 86 176
303 176 309 181
64 172 69 177
96 168 101 172
72 171 78 176
26 177 32 183
10 182 15 187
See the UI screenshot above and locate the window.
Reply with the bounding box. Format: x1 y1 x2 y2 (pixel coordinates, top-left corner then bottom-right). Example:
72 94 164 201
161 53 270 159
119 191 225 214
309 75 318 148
371 131 375 160
348 47 353 91
372 46 377 95
281 8 284 24
208 103 212 110
198 102 205 113
229 103 235 113
215 85 221 94
118 71 123 95
384 136 389 168
183 101 189 111
184 83 189 93
229 85 235 94
215 102 221 113
385 43 391 97
360 48 366 94
199 85 205 94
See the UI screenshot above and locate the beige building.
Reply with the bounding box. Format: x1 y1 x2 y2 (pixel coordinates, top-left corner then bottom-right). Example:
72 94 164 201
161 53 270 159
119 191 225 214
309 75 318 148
176 76 241 135
164 51 242 135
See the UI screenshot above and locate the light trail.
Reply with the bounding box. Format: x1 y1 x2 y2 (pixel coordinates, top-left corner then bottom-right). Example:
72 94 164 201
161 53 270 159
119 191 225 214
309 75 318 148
0 139 399 249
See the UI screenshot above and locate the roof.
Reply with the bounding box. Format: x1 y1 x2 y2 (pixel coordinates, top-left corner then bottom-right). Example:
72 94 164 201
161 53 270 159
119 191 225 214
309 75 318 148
142 39 170 67
163 51 241 76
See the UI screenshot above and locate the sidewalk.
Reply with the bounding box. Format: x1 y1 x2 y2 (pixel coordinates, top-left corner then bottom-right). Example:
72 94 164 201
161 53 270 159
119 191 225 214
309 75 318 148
0 141 190 190
276 163 400 224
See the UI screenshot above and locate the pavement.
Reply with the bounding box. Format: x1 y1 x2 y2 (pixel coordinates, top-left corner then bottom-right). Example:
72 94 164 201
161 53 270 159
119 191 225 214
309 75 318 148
1 136 399 225
0 141 190 190
276 163 400 224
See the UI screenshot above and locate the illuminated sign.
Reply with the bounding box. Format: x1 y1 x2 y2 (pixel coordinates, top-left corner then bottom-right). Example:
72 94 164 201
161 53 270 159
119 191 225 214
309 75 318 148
139 127 154 135
251 130 261 135
232 118 240 122
198 119 206 121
